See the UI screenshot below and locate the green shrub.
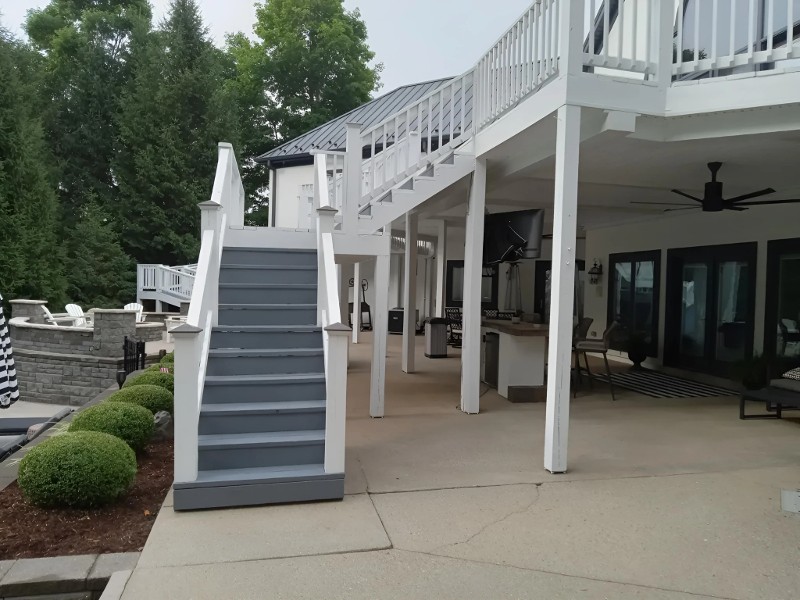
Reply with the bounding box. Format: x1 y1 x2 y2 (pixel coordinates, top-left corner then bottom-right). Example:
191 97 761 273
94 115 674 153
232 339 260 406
160 352 174 365
18 431 137 508
123 369 174 394
69 402 154 452
108 384 174 415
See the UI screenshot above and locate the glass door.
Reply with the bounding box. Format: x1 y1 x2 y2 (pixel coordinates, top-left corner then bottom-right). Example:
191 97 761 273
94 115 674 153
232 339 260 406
665 244 757 376
765 239 800 368
607 251 661 355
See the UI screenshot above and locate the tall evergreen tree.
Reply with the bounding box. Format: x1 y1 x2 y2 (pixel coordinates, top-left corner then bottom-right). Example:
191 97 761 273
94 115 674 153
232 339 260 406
114 0 238 265
0 30 66 307
228 0 382 223
25 0 152 222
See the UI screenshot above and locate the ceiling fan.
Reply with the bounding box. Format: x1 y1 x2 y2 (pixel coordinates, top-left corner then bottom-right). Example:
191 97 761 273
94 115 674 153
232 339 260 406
631 162 800 212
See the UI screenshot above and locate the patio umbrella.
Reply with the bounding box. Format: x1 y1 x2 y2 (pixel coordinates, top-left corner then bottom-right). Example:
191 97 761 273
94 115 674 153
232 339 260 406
0 293 19 409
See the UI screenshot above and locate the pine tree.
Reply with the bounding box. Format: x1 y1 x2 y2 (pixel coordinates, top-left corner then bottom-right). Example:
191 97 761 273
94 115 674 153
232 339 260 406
0 30 66 307
114 0 238 265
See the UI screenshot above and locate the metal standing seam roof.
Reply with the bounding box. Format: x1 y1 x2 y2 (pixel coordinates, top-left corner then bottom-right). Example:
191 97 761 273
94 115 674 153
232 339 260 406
256 77 459 165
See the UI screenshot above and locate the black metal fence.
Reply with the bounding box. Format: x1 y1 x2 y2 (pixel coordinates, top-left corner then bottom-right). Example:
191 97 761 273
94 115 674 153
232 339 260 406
122 336 146 375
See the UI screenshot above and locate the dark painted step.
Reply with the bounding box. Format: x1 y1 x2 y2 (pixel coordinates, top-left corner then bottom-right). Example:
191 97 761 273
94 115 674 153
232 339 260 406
211 325 322 350
222 247 317 267
203 373 326 403
218 304 317 326
219 283 317 305
199 400 326 435
197 430 325 470
172 465 343 511
219 265 317 285
206 348 324 376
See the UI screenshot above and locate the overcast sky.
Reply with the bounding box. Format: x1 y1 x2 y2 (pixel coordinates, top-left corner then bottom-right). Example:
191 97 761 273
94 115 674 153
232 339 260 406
2 0 531 93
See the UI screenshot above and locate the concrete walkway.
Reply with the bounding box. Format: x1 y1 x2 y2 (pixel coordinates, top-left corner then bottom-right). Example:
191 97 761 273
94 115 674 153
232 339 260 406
122 335 800 599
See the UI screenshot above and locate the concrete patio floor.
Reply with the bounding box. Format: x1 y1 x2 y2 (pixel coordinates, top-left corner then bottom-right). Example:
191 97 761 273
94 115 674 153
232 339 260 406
123 334 800 600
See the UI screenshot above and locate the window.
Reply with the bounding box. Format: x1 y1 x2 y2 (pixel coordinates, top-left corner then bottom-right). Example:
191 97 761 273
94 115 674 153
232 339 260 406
765 238 800 365
607 251 661 355
446 260 498 309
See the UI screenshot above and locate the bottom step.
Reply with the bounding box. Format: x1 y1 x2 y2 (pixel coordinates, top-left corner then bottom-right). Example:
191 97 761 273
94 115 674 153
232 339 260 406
173 465 344 511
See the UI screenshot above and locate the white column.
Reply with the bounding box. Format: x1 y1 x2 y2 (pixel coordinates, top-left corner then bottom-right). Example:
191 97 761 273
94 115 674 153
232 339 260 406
352 262 362 343
370 252 390 417
402 213 418 373
544 104 582 474
172 324 202 484
435 220 447 317
343 123 362 233
338 264 352 330
460 159 487 414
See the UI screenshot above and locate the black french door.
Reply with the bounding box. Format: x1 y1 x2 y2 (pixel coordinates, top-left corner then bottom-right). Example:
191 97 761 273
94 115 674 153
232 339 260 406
665 243 757 376
607 251 661 356
764 238 800 370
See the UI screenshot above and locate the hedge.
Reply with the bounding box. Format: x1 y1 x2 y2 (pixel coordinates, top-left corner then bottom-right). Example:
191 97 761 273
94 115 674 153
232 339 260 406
124 369 174 394
69 402 154 452
108 384 174 415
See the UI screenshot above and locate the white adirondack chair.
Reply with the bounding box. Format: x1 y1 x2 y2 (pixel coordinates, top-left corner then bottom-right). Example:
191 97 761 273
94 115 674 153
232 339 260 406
124 303 146 323
65 304 92 327
41 306 76 326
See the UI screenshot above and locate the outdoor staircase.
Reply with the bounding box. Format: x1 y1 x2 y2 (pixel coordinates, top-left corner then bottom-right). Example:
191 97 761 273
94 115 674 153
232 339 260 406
357 148 476 235
172 246 344 511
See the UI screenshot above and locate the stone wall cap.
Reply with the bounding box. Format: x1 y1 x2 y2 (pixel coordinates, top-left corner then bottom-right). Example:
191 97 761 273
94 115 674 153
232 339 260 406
9 317 92 332
93 309 137 314
9 299 47 305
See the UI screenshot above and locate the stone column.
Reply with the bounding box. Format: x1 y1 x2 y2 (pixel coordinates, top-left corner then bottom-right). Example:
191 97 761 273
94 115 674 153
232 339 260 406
92 309 138 358
10 300 48 324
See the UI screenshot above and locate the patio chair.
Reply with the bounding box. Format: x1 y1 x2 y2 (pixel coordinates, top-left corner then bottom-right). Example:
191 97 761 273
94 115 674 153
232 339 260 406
65 304 91 327
574 320 618 401
445 307 462 347
124 302 147 323
572 317 594 390
41 306 78 327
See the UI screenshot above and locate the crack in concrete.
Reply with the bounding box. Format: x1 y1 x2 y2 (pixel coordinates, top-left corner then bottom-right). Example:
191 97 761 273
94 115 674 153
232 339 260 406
430 485 541 553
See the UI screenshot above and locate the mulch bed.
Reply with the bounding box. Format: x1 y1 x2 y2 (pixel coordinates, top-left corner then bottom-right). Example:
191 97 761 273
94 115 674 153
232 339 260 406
0 439 173 559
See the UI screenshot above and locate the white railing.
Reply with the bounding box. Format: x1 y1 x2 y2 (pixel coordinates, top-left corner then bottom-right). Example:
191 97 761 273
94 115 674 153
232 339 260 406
583 0 657 76
137 264 196 300
360 70 475 201
674 0 800 76
173 143 241 484
477 0 562 128
313 152 349 475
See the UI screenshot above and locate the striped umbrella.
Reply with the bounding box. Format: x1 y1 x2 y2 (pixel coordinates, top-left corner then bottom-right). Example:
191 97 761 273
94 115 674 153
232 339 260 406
0 293 19 409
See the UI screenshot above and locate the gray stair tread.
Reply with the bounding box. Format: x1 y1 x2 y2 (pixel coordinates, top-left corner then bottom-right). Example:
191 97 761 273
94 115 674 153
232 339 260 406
219 283 316 288
208 348 322 357
179 464 338 489
219 303 316 309
205 373 325 384
212 325 321 332
201 400 326 414
224 247 316 254
221 264 316 270
199 430 325 448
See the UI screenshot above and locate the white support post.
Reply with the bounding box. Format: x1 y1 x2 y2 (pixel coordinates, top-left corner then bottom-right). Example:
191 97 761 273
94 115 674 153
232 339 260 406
338 263 352 331
560 0 586 77
324 324 350 474
344 123 362 234
460 160 487 414
651 0 676 88
544 104 582 474
370 250 391 417
198 201 222 326
402 213 418 374
352 262 362 343
435 220 447 317
172 324 202 484
316 207 337 327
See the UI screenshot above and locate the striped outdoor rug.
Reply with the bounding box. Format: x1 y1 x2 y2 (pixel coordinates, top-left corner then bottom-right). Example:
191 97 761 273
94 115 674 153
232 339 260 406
591 369 737 398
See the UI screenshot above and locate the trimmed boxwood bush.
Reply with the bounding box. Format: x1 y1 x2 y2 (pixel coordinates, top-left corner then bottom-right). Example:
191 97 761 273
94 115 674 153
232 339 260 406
160 352 174 365
69 402 155 452
124 369 174 394
108 384 174 415
18 431 137 508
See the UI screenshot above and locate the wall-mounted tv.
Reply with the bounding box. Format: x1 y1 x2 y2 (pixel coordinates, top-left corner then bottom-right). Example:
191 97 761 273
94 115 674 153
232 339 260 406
483 209 544 265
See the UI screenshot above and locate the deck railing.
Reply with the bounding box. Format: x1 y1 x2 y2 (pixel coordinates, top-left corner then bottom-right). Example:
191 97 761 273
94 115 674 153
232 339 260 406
137 264 196 301
313 152 349 475
173 143 240 484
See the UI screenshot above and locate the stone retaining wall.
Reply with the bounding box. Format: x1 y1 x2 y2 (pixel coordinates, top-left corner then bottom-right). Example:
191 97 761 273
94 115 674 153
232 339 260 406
9 300 165 406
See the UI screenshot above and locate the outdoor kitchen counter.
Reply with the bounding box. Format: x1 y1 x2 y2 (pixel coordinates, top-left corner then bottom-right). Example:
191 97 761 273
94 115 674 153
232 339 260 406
481 321 548 399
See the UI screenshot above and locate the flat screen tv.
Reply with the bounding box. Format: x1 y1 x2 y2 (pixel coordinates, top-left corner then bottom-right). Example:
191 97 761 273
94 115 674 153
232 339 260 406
483 209 544 264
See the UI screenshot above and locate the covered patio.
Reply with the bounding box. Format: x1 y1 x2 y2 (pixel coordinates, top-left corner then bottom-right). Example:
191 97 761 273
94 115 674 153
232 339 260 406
125 334 800 599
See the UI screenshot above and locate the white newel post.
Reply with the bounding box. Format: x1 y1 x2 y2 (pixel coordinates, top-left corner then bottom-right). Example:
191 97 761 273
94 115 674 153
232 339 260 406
352 262 362 343
560 0 586 77
172 324 202 483
460 160 487 414
324 324 350 474
544 104 582 474
408 131 422 167
652 0 677 89
198 201 222 326
316 207 336 326
435 220 447 317
370 249 391 417
402 213 418 374
344 123 362 234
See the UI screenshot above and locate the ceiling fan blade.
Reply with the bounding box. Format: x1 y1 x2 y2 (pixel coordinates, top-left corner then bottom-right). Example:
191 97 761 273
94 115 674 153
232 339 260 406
732 198 800 207
671 189 703 202
725 206 748 212
630 201 696 206
664 207 700 212
726 187 776 203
